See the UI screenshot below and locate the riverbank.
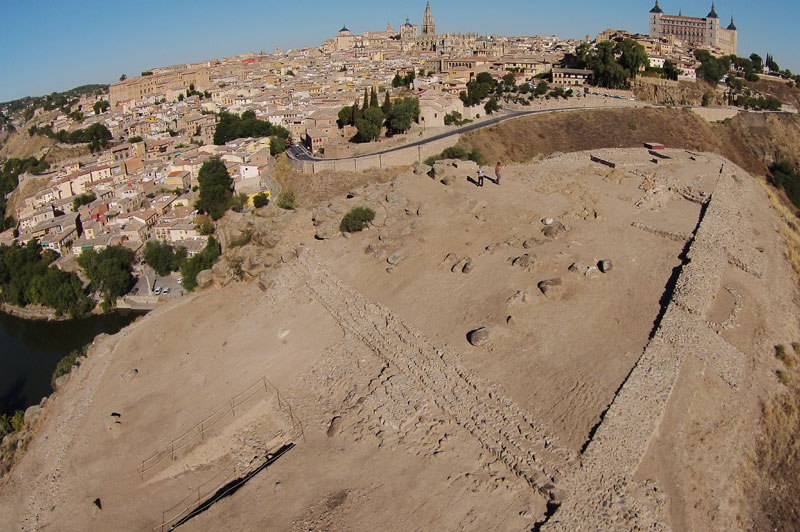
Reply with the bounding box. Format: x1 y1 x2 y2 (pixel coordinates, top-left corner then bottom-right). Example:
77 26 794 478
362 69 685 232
0 303 61 321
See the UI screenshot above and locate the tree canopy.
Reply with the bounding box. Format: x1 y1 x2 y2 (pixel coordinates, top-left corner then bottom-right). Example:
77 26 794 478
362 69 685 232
213 111 289 145
76 245 135 303
195 157 233 220
28 123 112 153
385 97 419 135
143 240 187 277
0 240 91 317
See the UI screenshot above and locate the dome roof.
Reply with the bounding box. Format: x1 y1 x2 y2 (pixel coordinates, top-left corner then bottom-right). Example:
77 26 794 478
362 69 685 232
707 2 719 18
649 0 663 14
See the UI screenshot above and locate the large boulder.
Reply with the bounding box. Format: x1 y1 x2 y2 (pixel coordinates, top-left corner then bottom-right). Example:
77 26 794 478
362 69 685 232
196 269 214 289
538 278 564 299
414 163 432 175
315 222 340 240
467 327 492 346
512 253 536 269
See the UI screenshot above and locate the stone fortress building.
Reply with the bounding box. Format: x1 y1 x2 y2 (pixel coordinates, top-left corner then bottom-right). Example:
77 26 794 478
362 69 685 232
648 1 737 56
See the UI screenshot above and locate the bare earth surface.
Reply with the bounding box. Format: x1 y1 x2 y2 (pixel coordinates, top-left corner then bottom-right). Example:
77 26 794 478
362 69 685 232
1 148 796 531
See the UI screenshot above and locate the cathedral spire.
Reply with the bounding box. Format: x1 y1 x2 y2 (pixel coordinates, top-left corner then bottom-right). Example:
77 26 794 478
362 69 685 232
422 1 435 36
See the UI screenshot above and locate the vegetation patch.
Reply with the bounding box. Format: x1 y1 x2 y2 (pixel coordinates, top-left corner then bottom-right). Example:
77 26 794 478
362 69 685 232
276 190 297 210
425 144 486 166
51 344 88 390
180 237 221 291
340 207 375 233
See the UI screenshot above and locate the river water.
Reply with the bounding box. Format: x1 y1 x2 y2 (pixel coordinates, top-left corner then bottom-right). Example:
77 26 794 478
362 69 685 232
0 310 145 414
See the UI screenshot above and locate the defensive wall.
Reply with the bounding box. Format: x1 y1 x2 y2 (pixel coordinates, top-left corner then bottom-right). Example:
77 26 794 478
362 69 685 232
289 134 460 174
544 163 763 530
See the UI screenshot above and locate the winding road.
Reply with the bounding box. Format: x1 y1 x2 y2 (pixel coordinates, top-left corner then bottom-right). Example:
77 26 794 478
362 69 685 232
285 101 641 163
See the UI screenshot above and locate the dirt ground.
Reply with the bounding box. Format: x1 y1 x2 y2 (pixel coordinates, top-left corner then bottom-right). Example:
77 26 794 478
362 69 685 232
1 148 797 531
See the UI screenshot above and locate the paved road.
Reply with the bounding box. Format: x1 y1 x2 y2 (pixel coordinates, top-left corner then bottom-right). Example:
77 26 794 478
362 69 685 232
286 102 636 163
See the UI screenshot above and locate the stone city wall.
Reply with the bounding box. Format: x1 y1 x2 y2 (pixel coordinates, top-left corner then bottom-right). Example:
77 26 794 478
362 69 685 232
289 134 461 175
545 167 754 531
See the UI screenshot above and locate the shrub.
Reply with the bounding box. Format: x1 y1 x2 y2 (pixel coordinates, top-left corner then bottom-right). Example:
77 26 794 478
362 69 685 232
777 369 790 385
776 344 794 368
277 190 296 210
197 220 215 235
229 230 252 248
792 342 800 355
628 122 637 131
252 192 269 208
10 410 25 432
340 207 375 233
51 345 88 390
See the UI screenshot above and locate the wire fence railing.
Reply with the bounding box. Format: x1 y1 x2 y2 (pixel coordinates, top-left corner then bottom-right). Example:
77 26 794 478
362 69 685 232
137 376 303 480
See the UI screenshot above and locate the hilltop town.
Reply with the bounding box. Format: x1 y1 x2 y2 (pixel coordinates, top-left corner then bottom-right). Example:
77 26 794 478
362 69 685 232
2 1 797 310
2 3 800 531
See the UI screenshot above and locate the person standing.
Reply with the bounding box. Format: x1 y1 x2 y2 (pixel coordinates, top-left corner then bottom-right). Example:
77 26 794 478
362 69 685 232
494 162 502 185
477 165 485 186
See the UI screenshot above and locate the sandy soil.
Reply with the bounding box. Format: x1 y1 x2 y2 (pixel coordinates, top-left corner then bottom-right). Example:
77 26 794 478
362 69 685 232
1 147 796 532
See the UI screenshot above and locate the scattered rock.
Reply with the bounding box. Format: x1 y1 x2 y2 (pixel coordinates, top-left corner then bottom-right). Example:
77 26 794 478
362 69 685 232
93 498 102 510
512 253 536 269
542 221 568 239
538 278 564 298
387 251 404 266
506 315 516 326
584 266 600 278
505 234 523 247
598 259 613 273
414 163 432 175
440 175 455 186
24 405 42 427
327 416 343 437
315 222 340 240
461 260 474 274
417 203 428 216
485 243 500 252
523 238 542 249
507 290 529 304
568 262 589 275
542 217 554 225
467 327 492 346
386 191 408 209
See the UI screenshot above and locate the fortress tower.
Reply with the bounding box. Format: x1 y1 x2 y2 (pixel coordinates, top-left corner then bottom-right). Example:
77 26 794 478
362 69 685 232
649 1 737 55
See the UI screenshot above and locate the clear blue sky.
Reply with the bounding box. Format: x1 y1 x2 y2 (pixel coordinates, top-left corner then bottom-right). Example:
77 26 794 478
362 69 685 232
1 0 798 102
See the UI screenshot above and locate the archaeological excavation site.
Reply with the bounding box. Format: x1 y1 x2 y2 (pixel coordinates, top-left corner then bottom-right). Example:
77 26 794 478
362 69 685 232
2 141 799 532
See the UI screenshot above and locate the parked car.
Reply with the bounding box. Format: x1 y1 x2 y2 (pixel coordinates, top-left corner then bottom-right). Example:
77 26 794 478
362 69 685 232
154 287 162 295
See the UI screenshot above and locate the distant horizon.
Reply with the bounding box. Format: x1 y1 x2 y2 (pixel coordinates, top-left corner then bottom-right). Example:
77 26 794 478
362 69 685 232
1 0 798 103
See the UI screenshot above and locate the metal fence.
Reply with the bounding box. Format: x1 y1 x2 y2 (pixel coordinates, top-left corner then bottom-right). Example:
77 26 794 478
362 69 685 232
137 376 303 480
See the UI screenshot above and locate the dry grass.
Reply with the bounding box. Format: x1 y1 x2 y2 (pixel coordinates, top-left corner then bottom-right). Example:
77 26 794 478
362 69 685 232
270 153 405 208
746 176 800 531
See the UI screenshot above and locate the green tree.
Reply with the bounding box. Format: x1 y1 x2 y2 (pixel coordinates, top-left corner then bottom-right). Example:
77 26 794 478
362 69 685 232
750 53 764 73
119 74 127 81
143 240 180 276
616 39 648 78
269 136 287 156
76 245 134 302
355 107 384 142
663 60 680 81
502 72 516 90
338 105 353 127
370 87 379 108
197 219 215 235
93 100 110 115
766 53 779 73
534 80 549 96
252 192 269 208
363 88 369 111
382 92 392 115
386 97 419 135
484 97 500 115
588 41 629 89
195 157 233 220
180 237 221 291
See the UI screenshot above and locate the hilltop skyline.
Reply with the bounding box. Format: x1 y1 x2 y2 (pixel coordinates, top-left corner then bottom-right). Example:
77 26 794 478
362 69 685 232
1 0 799 103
